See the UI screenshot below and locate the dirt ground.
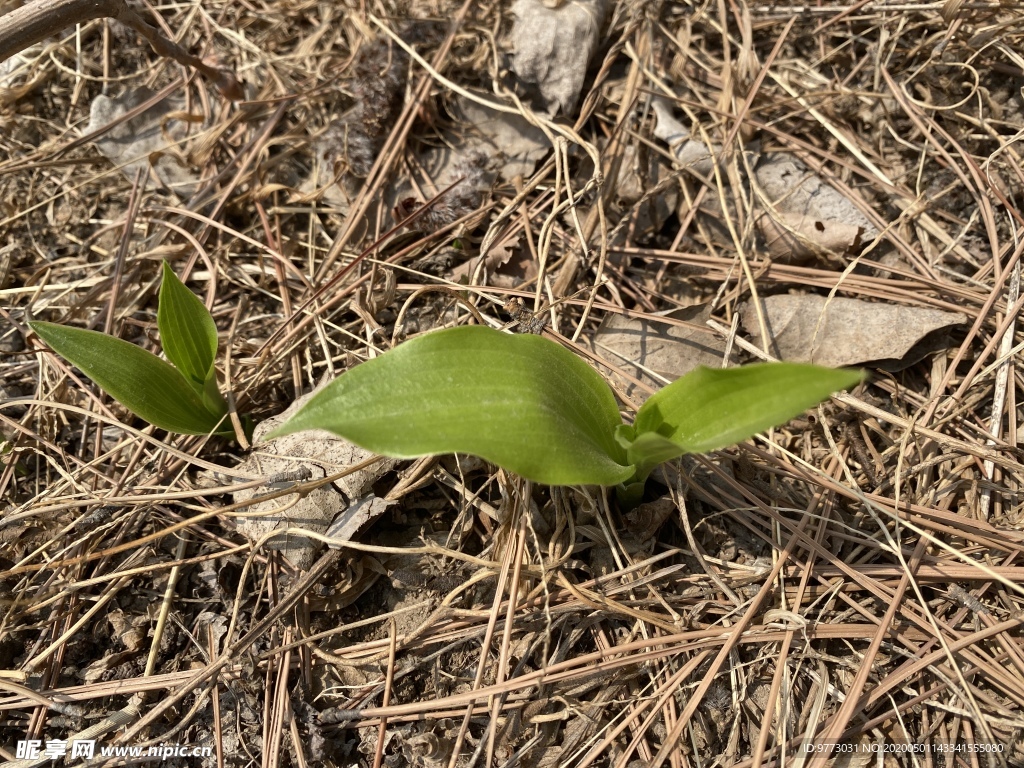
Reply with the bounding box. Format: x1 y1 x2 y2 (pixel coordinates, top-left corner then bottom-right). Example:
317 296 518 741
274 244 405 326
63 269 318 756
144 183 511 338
2 0 1024 766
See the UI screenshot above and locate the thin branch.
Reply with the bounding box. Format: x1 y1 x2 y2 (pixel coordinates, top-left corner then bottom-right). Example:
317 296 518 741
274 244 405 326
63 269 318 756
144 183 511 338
0 0 242 99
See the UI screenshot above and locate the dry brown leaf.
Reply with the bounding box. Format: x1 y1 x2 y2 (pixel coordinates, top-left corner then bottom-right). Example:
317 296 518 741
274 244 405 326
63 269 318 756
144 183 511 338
234 383 399 569
87 88 203 198
652 99 720 176
0 43 47 105
510 0 608 115
452 96 550 181
447 234 535 288
325 495 395 547
741 294 966 369
650 102 878 261
757 210 866 259
590 304 727 399
614 143 678 238
753 153 879 260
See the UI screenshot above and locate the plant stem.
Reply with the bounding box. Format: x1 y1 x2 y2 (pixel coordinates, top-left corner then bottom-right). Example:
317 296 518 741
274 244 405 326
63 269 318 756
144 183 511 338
616 481 646 510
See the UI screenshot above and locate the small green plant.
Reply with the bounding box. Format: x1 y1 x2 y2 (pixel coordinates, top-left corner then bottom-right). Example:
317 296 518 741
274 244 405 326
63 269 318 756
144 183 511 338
29 262 240 438
268 325 862 501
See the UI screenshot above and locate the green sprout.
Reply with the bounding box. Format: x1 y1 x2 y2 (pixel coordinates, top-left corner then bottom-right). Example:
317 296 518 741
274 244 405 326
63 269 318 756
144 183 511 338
29 262 242 438
267 325 862 502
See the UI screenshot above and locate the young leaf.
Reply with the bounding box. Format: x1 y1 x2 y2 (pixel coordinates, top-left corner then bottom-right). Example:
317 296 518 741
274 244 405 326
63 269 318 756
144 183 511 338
633 363 863 456
29 321 226 435
267 325 634 486
623 431 689 483
157 261 219 392
201 367 228 416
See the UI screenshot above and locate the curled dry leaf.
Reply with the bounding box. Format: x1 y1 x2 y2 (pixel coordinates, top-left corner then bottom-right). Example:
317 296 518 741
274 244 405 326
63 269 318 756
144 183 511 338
233 383 398 569
87 88 204 198
652 99 720 176
651 101 880 262
510 0 608 115
0 43 47 104
614 143 678 238
447 233 536 288
324 495 396 549
753 153 879 260
741 294 966 369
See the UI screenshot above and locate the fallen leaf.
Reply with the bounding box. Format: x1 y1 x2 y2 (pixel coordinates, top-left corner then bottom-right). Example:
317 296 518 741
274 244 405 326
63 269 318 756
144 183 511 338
510 0 609 115
753 153 879 260
651 99 720 176
741 294 966 369
452 96 550 181
87 88 203 198
649 101 880 262
590 304 727 399
757 210 866 259
447 233 536 288
0 43 47 104
614 143 678 238
234 382 399 569
325 495 396 548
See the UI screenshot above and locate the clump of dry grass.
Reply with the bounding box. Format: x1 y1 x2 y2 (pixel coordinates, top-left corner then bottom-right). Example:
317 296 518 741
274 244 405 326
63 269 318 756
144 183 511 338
2 0 1024 765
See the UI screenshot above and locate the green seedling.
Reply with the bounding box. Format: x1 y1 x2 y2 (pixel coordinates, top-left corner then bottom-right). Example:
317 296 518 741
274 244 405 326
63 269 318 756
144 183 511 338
29 262 241 438
268 325 862 502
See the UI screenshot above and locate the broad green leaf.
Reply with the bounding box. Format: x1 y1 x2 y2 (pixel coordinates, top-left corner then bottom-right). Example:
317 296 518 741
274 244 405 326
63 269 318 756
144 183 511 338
268 325 634 486
29 321 226 435
633 363 863 455
157 261 219 392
